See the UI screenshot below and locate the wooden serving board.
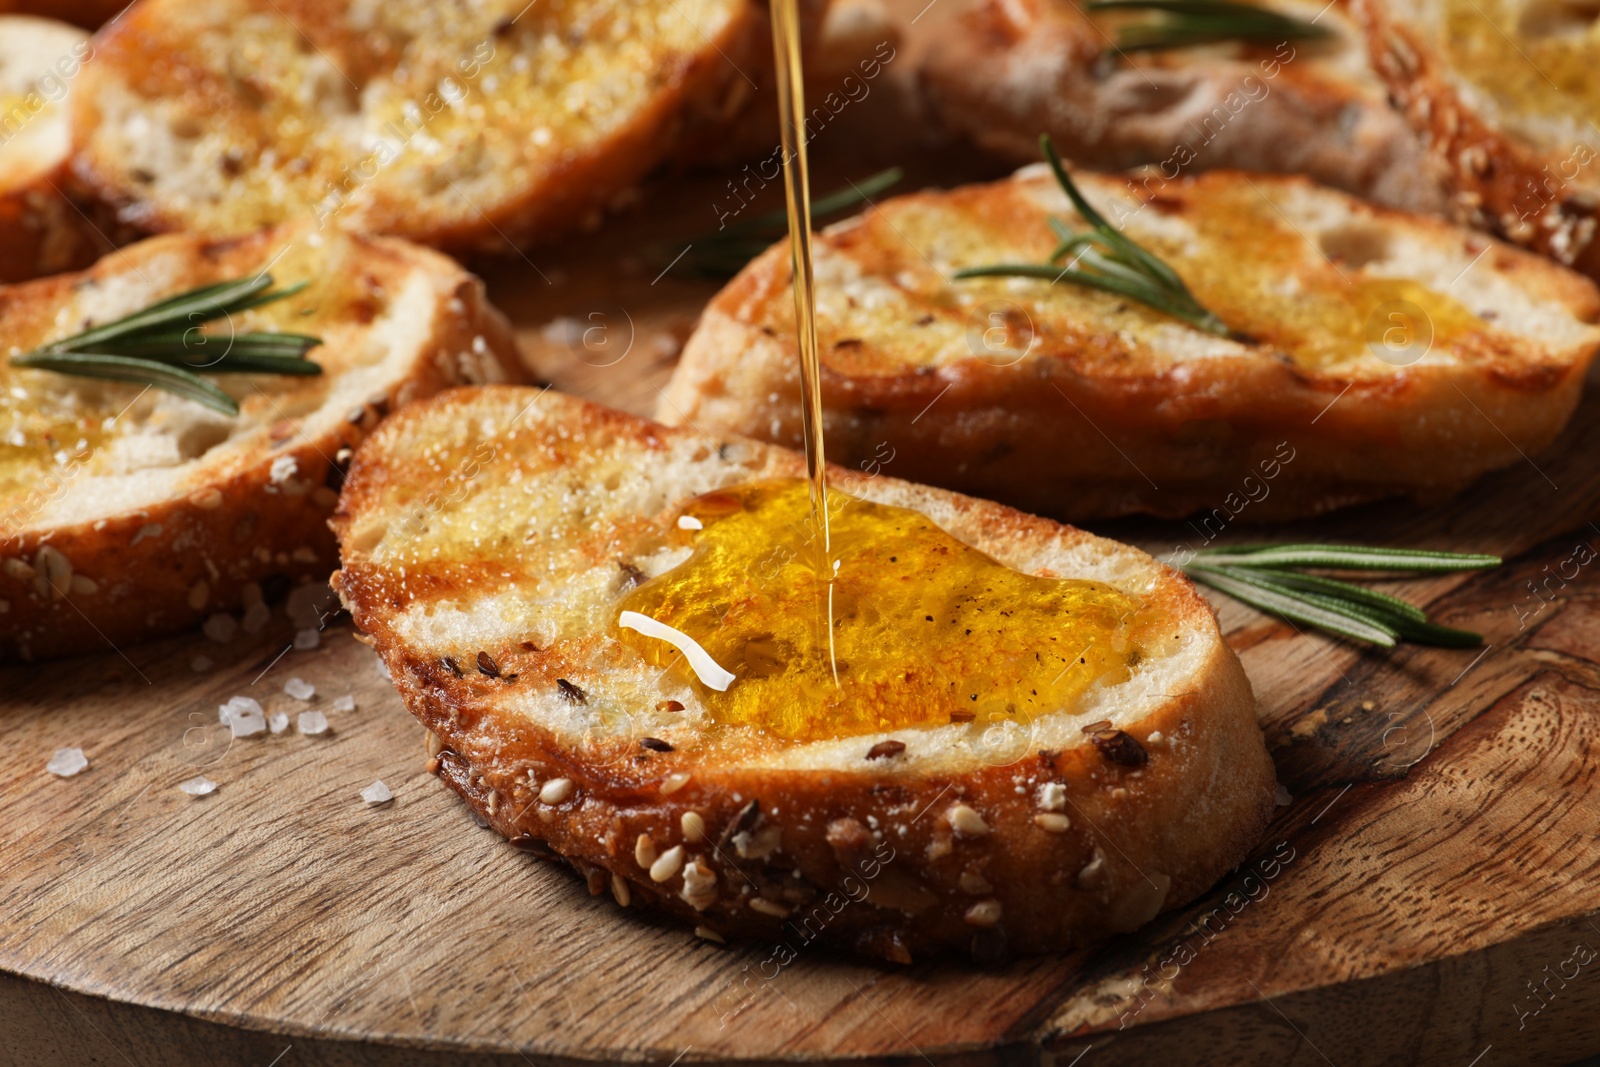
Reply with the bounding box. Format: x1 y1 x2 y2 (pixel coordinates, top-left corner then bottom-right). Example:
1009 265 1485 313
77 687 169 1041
4 7 1600 1064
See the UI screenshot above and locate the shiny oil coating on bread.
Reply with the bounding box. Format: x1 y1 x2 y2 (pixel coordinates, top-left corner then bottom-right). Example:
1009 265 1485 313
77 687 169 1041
661 166 1600 522
919 0 1449 213
331 385 1276 960
70 0 765 251
0 225 522 660
1356 0 1600 281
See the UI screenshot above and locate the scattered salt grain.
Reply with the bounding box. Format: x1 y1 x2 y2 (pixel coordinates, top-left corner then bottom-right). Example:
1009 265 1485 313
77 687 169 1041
541 316 585 346
219 695 262 725
191 655 213 673
268 711 289 734
284 677 315 701
331 695 356 713
178 776 217 797
1275 784 1293 807
294 628 320 650
202 613 238 643
240 600 271 634
46 748 87 777
361 780 393 805
298 711 329 736
221 696 266 737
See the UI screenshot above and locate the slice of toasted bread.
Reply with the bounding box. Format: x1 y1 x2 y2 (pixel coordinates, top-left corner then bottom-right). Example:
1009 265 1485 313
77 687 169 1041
1355 0 1600 279
0 224 522 661
70 0 765 252
330 385 1276 960
0 15 116 283
661 166 1600 522
919 0 1449 213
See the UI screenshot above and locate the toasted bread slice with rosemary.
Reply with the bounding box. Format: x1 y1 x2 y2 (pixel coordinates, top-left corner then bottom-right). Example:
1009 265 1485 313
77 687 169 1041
661 166 1600 522
0 16 116 283
1355 0 1600 279
69 0 765 251
330 385 1276 961
0 224 521 661
919 0 1448 213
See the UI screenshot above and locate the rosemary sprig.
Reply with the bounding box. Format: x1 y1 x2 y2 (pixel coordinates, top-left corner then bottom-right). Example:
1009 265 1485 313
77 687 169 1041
10 274 323 417
1182 543 1500 647
953 136 1233 337
660 167 904 280
1088 0 1333 52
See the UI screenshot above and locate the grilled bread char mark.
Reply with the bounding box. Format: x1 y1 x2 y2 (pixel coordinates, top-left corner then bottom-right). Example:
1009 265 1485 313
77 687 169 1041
0 224 523 661
662 166 1600 522
331 385 1276 960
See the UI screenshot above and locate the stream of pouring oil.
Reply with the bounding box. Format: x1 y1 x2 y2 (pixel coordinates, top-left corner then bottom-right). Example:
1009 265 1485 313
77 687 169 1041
770 0 840 683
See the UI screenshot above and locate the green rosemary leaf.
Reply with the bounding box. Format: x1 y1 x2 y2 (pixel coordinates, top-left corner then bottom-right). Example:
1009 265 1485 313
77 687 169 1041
62 276 275 350
1183 542 1496 648
660 167 905 280
1192 543 1502 572
1087 0 1333 51
13 274 323 414
953 136 1233 337
1185 566 1400 646
11 352 238 416
1186 563 1428 622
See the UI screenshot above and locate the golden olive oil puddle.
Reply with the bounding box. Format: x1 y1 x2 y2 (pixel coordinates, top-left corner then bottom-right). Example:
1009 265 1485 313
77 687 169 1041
618 479 1156 741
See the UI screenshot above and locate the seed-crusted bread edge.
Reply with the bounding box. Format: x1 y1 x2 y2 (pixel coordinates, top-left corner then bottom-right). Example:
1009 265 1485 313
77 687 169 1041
331 385 1277 961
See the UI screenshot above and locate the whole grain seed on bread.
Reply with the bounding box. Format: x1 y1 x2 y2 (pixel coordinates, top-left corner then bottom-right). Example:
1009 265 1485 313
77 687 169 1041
331 385 1277 960
661 165 1600 522
70 0 770 252
919 0 1450 213
0 224 522 661
1356 0 1600 280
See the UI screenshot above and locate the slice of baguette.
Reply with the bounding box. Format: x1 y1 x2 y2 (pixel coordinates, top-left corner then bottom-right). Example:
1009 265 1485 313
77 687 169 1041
331 385 1276 961
919 0 1450 213
70 0 765 252
1355 0 1600 279
661 166 1600 522
0 16 115 283
0 224 522 661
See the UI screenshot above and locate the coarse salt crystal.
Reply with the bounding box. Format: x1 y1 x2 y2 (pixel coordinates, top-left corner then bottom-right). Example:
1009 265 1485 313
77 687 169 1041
361 780 392 805
298 711 329 736
221 696 265 737
287 583 335 629
46 747 87 777
179 776 217 796
202 613 238 643
268 711 289 734
191 655 213 673
219 695 262 724
284 677 315 700
269 455 298 484
331 695 355 712
294 628 320 650
240 601 271 634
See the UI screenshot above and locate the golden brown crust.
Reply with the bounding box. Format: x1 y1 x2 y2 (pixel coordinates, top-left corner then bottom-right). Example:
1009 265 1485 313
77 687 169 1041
662 167 1600 522
0 227 524 661
919 0 1450 213
1355 0 1600 279
331 385 1277 961
69 0 769 253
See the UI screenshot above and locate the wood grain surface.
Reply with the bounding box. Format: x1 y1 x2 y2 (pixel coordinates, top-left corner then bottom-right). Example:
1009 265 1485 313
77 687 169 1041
3 3 1600 1065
